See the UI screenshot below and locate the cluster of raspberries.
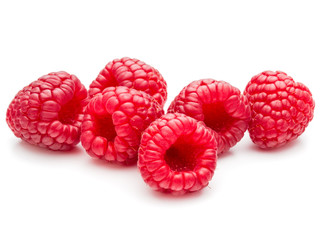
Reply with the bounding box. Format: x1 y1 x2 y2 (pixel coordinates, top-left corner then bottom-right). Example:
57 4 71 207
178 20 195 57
6 58 315 194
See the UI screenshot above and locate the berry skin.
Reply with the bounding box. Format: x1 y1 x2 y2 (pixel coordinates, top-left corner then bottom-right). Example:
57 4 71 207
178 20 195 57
168 79 251 154
6 71 88 151
244 71 315 149
81 86 163 165
89 57 167 107
138 113 217 194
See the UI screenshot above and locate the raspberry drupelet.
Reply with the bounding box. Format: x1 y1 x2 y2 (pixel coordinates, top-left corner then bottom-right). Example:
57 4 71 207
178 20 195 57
6 71 88 150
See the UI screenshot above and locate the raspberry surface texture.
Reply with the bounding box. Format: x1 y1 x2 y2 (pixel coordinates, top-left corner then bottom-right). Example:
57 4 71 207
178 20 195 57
138 113 217 194
168 79 251 154
81 86 163 165
6 71 88 150
244 71 315 148
89 57 167 107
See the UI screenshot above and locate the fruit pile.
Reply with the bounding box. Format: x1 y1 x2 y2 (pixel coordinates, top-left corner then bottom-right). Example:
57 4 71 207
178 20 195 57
6 57 315 194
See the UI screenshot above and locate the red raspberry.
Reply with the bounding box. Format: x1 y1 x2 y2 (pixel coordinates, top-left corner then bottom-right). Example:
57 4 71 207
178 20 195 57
244 71 315 148
89 57 167 107
6 71 88 151
138 113 217 194
168 79 251 154
81 86 163 165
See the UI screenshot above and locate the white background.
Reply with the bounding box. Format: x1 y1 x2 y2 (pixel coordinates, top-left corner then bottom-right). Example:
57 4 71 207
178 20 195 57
0 1 320 239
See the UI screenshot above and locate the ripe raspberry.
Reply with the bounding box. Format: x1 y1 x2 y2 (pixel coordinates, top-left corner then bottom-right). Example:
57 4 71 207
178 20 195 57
89 57 167 107
81 86 163 165
138 113 217 194
244 71 315 148
168 79 251 154
6 71 88 151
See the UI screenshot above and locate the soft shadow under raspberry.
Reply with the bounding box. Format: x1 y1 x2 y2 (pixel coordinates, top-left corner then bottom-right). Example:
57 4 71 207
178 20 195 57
15 140 83 156
248 138 302 154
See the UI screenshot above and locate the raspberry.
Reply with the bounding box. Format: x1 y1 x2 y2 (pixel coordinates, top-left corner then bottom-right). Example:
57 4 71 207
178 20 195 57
138 113 217 194
81 86 163 165
244 71 315 148
6 71 88 151
168 79 251 154
89 57 167 107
